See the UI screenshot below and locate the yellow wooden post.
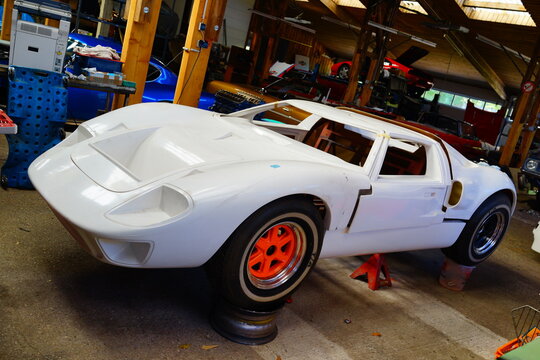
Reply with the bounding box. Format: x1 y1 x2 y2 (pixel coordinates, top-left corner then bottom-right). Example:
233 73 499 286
45 18 60 27
517 93 540 165
1 0 14 41
499 37 540 166
173 0 227 107
112 0 163 109
342 2 376 104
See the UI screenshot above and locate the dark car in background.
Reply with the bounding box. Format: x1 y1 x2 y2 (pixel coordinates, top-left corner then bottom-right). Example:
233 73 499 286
414 112 497 161
520 153 540 204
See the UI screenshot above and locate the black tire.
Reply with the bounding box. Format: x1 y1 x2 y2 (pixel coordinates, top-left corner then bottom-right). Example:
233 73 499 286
442 193 511 266
337 64 350 79
208 197 324 310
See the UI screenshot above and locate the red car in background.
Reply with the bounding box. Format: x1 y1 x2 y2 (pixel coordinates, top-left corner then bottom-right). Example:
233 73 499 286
330 58 434 96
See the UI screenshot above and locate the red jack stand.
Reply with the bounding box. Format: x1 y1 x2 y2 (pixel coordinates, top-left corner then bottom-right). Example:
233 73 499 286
350 254 392 290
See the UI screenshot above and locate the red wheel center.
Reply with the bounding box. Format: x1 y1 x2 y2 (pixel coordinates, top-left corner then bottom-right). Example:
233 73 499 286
248 224 297 280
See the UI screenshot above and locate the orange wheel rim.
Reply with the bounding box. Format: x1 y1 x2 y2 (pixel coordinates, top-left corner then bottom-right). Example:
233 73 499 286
248 224 298 280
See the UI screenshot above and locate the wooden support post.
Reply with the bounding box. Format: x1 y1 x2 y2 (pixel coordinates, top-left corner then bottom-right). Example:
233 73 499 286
1 0 13 41
342 4 374 104
246 31 261 84
173 0 227 107
260 36 276 81
112 0 163 109
358 58 377 106
518 93 540 165
358 0 399 106
248 0 288 85
343 0 399 105
499 36 540 166
97 0 114 37
45 18 60 27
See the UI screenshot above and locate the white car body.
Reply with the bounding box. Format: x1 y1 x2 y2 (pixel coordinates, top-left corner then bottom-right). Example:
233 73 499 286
29 100 516 269
533 222 540 253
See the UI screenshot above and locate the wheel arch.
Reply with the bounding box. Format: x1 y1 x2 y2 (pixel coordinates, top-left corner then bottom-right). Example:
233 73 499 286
494 188 516 210
207 193 330 264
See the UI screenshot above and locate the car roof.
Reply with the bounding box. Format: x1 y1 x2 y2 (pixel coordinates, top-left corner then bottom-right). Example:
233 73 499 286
283 100 439 143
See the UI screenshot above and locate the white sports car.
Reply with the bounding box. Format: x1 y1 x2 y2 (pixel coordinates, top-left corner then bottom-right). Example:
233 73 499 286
29 100 515 310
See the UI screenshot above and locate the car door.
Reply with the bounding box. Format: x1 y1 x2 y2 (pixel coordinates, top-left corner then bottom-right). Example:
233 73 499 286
348 135 449 233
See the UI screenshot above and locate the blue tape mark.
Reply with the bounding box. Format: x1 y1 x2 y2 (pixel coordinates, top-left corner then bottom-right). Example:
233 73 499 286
270 164 280 168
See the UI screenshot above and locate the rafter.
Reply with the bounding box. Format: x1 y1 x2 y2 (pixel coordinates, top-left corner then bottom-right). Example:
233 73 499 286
319 0 361 26
416 0 508 100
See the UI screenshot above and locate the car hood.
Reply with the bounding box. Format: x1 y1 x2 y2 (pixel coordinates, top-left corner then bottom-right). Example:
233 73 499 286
67 103 347 192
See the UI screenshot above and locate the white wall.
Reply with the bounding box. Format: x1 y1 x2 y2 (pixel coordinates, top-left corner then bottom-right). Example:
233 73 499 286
219 0 255 48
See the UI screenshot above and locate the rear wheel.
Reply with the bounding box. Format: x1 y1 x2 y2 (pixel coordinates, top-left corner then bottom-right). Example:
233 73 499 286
442 193 511 266
208 197 324 310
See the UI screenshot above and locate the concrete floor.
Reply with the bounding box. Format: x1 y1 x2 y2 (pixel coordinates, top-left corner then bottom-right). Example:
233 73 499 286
1 135 540 360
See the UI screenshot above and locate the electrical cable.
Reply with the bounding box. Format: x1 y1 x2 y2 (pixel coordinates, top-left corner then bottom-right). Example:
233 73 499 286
175 50 202 103
175 25 206 103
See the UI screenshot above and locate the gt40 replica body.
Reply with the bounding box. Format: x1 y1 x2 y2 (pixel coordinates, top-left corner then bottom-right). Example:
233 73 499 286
29 100 515 310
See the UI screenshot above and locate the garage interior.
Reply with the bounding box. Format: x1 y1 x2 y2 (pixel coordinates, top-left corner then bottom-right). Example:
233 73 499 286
2 0 540 359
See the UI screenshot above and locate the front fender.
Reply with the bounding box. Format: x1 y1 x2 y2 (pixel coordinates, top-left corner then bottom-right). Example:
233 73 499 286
167 160 370 264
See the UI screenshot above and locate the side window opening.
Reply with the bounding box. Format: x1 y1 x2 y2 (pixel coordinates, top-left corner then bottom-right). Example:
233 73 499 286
302 119 374 166
252 105 312 125
380 140 427 176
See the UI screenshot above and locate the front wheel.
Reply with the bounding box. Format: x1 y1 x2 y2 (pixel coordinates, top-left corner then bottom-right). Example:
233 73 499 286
442 193 511 266
208 197 324 310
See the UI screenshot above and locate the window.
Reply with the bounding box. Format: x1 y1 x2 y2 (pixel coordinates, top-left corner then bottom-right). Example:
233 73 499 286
452 95 468 109
438 92 454 106
380 139 427 176
469 98 485 109
484 102 502 112
422 89 502 113
455 0 535 27
247 104 313 125
302 119 375 166
423 89 440 101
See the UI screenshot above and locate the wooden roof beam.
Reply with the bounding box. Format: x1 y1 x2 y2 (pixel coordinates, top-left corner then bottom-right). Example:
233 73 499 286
416 0 508 100
318 0 361 27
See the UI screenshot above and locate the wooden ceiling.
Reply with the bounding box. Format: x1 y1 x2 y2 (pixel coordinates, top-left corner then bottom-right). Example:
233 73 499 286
291 0 540 98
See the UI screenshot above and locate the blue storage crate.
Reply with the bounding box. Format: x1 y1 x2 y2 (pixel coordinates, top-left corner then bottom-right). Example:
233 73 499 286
2 131 61 189
1 66 67 188
7 66 67 122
